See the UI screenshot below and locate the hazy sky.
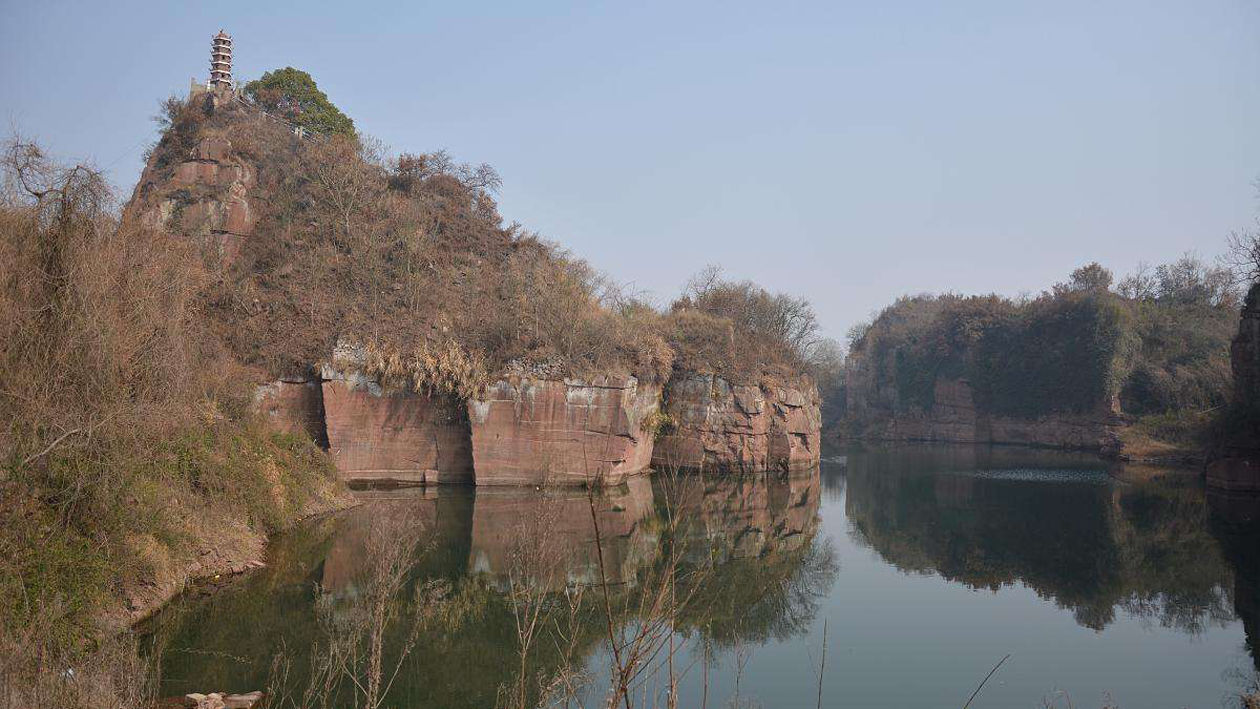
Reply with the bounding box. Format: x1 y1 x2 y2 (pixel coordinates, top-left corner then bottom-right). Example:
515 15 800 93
3 0 1257 339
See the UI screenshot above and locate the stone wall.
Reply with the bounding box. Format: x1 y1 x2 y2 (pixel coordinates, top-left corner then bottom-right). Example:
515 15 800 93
651 374 821 473
466 375 661 486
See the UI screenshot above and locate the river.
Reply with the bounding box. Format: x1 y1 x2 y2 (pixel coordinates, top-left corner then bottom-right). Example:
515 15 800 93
144 444 1260 708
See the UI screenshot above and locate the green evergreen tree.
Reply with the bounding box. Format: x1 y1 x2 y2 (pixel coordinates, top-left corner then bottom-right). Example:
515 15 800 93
244 67 355 137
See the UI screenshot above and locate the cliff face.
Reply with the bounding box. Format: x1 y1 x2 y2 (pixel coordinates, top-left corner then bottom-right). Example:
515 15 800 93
258 365 823 485
130 133 257 262
845 371 1123 453
467 375 661 486
1207 283 1260 492
1231 283 1260 406
652 374 821 473
320 365 475 486
258 347 666 486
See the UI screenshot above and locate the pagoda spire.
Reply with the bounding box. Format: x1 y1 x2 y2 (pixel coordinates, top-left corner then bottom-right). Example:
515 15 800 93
209 30 233 90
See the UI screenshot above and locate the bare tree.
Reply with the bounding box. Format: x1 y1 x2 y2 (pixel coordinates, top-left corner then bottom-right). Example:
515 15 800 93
1225 226 1260 286
303 136 386 249
1117 261 1158 300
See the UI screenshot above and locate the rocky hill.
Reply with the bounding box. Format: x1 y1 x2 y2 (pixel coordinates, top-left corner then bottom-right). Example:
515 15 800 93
123 88 822 485
0 76 823 705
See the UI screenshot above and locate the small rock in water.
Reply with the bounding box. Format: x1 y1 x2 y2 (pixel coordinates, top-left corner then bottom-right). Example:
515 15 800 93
224 691 263 708
184 692 226 709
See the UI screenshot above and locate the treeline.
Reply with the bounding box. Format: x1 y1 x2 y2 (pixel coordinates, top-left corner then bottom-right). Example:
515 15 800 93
844 255 1244 447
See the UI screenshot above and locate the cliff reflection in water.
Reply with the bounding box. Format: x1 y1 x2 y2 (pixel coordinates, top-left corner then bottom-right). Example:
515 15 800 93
145 467 833 708
841 445 1256 654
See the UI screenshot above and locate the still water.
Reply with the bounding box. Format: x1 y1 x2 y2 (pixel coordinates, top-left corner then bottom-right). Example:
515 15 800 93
146 445 1260 708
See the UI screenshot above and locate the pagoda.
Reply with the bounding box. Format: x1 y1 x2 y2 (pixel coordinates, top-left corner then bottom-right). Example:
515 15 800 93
209 30 233 90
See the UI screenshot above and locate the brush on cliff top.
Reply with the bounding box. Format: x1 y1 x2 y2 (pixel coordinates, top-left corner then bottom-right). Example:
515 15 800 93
129 88 825 395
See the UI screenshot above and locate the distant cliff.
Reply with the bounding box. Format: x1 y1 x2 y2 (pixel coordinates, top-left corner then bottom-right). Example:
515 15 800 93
1207 282 1260 491
843 262 1239 458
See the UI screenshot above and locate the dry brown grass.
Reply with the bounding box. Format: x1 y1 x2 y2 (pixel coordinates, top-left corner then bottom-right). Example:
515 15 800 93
0 135 344 708
132 98 815 395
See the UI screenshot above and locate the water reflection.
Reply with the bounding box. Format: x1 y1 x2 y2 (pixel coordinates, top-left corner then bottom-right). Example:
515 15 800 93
144 447 1260 707
1208 487 1260 672
842 445 1249 641
145 468 832 707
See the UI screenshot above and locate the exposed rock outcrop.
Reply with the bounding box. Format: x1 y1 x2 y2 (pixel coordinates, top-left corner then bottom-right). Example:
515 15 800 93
467 375 661 486
253 377 328 446
257 365 825 485
1234 283 1260 400
848 375 1122 453
129 133 256 262
651 374 821 473
1207 283 1260 492
320 347 474 485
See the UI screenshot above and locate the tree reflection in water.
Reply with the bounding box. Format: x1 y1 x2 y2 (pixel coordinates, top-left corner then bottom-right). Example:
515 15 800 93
143 449 1260 706
842 445 1250 646
144 467 836 709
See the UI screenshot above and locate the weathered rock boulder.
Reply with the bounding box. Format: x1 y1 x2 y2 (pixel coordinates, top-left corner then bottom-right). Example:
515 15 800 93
1208 283 1260 492
467 375 661 486
651 374 821 473
319 353 474 486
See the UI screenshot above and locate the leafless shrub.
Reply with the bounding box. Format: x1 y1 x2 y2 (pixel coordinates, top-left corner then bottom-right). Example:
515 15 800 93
265 510 457 709
1225 226 1260 286
670 266 821 385
0 601 157 709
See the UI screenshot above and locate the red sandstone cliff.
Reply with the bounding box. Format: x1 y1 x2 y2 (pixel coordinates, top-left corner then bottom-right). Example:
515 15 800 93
128 133 257 263
259 364 825 485
651 374 821 473
320 345 475 485
844 351 1123 454
850 374 1122 452
467 374 661 486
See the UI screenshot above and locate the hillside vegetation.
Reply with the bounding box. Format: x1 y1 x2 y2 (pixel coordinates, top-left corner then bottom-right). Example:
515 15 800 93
845 259 1240 453
1 69 828 706
133 89 825 395
0 137 346 706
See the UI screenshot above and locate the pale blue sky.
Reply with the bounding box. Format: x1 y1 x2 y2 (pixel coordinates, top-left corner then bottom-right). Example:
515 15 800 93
3 0 1257 339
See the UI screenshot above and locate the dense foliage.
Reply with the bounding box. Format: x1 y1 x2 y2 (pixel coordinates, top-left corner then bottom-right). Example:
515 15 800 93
847 260 1240 431
243 67 355 137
